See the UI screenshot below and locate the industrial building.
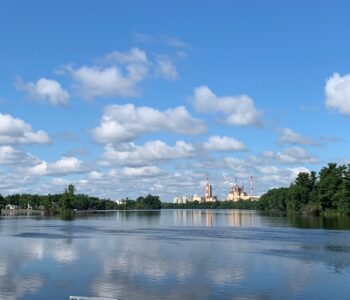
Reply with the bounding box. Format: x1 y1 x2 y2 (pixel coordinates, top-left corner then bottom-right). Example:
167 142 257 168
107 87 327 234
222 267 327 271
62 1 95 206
226 176 260 202
173 176 259 203
204 177 217 202
173 194 206 204
173 195 191 204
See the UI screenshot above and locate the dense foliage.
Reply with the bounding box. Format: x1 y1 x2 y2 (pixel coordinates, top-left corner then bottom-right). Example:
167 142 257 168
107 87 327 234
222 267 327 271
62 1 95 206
258 163 350 216
116 195 162 210
0 185 162 214
0 187 115 214
162 199 257 210
0 194 5 212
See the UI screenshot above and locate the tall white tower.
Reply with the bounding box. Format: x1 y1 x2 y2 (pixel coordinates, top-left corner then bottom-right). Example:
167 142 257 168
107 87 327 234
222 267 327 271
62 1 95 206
250 176 254 196
205 177 210 201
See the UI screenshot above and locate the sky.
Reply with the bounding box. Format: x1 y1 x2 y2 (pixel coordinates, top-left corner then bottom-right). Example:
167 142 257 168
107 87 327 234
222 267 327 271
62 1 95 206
1 0 350 201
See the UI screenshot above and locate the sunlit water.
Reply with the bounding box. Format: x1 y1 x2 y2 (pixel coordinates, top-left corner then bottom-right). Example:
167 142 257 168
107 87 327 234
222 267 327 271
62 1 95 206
1 209 350 300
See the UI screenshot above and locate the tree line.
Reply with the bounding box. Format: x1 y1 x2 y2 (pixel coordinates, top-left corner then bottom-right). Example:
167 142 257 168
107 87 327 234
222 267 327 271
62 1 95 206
2 163 350 217
0 184 115 214
258 163 350 216
0 184 162 214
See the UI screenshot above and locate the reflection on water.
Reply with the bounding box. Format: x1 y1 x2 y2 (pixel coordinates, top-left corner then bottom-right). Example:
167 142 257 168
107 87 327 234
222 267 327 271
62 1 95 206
0 210 350 300
172 209 259 227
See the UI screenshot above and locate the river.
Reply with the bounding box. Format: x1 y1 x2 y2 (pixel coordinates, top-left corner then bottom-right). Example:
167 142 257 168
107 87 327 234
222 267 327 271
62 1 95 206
0 209 350 299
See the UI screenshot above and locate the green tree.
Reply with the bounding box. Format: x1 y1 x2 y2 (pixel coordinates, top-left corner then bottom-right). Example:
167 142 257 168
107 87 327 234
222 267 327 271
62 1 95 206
336 164 350 215
318 163 345 211
0 194 5 213
257 188 288 211
59 184 76 210
136 195 162 209
66 184 76 196
42 195 52 215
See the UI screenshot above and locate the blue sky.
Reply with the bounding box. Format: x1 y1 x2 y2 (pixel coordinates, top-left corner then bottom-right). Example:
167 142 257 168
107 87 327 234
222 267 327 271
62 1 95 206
1 0 350 200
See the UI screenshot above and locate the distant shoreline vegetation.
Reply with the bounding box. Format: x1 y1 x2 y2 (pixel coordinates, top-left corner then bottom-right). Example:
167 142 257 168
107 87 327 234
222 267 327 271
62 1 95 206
258 163 350 216
0 186 163 217
1 163 350 217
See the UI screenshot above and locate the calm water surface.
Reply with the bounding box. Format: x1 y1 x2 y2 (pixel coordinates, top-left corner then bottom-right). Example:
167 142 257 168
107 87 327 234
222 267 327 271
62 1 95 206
1 209 350 300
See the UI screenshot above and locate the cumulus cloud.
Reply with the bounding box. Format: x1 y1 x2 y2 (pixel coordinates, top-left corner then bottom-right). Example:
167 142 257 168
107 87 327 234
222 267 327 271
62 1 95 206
100 140 196 166
27 156 88 176
88 171 103 180
66 65 147 99
0 113 50 144
122 166 162 177
263 146 318 164
325 72 350 115
288 166 310 179
255 165 280 175
203 135 246 152
63 47 149 99
16 78 69 106
0 171 38 194
278 128 319 146
0 146 39 165
192 86 261 126
255 165 310 186
92 104 206 143
155 58 178 80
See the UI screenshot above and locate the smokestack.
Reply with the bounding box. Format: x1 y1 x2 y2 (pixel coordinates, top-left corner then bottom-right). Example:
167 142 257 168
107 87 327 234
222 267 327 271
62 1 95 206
250 176 254 196
205 177 210 201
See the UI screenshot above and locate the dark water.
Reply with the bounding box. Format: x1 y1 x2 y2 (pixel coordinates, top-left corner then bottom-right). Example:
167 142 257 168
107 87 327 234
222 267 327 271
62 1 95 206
1 210 350 300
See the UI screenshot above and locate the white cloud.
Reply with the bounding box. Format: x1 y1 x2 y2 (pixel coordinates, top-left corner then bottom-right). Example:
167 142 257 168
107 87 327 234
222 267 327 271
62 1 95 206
92 104 206 143
88 171 103 180
278 128 318 146
64 47 149 99
16 78 69 106
192 86 261 126
49 177 70 188
100 140 196 166
0 171 38 194
203 135 246 152
288 167 310 179
0 113 50 144
27 156 88 176
122 166 162 177
104 47 148 64
67 65 146 99
325 72 350 115
155 58 178 80
263 146 318 164
256 165 310 186
254 165 279 175
222 157 251 178
0 146 39 165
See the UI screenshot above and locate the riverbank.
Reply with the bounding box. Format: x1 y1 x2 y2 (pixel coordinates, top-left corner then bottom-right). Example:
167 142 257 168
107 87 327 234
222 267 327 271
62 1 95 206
1 209 43 216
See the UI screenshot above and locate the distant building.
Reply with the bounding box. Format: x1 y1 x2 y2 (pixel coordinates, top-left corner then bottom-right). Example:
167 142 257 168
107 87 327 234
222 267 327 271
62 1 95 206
5 204 18 210
191 194 203 202
226 178 260 201
173 195 191 204
204 177 217 202
114 199 126 205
